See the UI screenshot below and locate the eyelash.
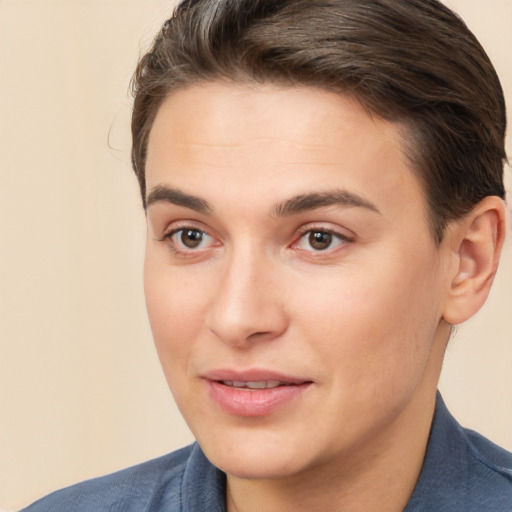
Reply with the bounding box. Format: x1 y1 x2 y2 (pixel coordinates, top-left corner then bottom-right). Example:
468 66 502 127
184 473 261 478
159 225 217 256
158 224 353 257
292 226 353 253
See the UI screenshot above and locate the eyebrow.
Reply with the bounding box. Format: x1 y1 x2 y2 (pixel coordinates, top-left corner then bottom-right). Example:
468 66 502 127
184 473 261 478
271 190 381 217
146 185 380 217
146 185 214 214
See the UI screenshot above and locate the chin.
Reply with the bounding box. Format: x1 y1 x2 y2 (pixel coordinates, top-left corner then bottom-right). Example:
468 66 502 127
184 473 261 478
198 428 311 480
209 451 303 481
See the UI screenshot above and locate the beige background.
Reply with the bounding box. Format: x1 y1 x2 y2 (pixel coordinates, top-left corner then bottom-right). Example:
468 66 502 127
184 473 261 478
0 0 510 509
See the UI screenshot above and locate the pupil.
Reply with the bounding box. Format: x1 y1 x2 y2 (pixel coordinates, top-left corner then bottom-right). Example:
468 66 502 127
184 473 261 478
181 229 203 248
309 231 332 250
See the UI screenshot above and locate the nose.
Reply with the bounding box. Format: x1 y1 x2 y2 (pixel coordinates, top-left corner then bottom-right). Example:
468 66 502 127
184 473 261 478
205 248 288 347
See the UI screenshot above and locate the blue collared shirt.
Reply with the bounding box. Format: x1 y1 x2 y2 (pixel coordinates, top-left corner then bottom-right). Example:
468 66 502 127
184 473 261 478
22 394 512 511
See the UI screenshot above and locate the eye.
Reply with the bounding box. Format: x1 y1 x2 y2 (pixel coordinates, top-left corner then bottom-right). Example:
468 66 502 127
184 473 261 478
163 227 217 252
176 228 207 249
295 229 349 252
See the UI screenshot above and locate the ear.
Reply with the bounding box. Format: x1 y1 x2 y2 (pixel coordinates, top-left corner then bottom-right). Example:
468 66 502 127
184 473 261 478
442 196 508 325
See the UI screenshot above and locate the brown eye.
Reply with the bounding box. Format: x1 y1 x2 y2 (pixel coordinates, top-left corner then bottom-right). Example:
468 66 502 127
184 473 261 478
295 228 349 253
308 231 333 250
180 229 204 248
163 226 218 255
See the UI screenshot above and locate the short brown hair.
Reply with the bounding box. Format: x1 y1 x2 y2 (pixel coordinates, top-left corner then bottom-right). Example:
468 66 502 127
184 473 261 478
131 0 507 243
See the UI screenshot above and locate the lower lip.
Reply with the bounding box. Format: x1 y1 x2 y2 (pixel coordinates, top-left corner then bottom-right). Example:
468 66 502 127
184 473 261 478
207 381 311 417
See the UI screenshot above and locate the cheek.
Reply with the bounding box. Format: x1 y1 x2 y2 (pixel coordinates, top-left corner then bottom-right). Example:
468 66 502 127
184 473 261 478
143 255 210 372
298 253 443 383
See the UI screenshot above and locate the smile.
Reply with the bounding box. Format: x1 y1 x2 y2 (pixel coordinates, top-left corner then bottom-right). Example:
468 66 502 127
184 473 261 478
219 380 292 389
203 370 313 417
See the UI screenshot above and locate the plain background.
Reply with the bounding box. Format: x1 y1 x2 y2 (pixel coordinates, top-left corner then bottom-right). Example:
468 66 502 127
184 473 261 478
0 0 510 509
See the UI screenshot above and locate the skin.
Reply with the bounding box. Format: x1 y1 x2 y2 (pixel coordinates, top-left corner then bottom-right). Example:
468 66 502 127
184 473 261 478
143 82 505 511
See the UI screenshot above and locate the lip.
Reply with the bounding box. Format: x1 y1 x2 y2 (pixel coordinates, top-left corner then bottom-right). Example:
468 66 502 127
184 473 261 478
202 368 313 417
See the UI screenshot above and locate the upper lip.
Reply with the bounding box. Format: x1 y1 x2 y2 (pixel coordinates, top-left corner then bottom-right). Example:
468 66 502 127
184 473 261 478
202 368 312 385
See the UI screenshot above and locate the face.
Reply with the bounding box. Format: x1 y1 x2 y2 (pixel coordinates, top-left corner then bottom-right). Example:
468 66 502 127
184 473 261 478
144 82 453 481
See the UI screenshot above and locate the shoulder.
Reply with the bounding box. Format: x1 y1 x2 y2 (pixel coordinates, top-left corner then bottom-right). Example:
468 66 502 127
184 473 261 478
21 444 194 512
463 427 512 488
447 425 512 511
406 394 512 511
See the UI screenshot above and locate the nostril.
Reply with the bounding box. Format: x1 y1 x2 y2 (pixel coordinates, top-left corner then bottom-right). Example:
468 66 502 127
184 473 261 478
247 331 272 339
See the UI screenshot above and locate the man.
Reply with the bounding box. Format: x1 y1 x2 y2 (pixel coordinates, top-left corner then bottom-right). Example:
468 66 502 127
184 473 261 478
23 0 511 510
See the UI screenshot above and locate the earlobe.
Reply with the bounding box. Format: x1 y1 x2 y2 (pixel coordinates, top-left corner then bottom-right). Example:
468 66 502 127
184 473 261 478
442 196 507 325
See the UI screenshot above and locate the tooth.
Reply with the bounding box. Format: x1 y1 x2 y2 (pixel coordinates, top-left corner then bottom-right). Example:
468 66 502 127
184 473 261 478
246 381 267 389
223 380 287 389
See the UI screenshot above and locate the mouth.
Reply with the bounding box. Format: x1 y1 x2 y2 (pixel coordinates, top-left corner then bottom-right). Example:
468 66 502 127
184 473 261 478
217 380 298 390
203 370 313 417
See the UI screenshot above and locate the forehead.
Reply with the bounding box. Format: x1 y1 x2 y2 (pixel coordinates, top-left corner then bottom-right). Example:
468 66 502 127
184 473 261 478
148 82 402 164
146 82 427 228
